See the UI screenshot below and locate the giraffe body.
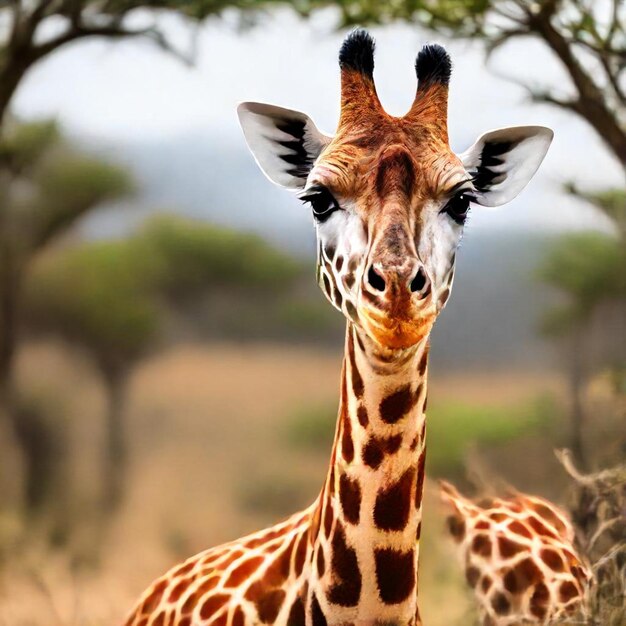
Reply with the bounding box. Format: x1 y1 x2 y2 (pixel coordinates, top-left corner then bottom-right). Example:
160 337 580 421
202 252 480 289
125 327 429 626
441 482 591 625
125 29 554 626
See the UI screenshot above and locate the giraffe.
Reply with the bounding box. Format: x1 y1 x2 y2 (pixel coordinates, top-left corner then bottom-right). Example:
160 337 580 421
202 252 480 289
440 481 591 625
123 29 554 626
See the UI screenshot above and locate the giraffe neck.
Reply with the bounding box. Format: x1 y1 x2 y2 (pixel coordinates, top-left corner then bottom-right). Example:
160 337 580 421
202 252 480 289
309 323 429 626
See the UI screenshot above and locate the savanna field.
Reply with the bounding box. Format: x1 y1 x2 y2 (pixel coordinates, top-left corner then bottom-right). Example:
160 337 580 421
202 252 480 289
2 339 621 626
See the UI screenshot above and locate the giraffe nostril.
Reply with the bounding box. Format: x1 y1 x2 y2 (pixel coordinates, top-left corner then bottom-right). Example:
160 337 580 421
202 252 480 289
367 266 386 292
410 267 428 293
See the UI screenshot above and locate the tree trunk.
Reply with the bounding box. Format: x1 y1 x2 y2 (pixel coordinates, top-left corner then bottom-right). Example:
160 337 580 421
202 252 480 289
101 367 129 515
567 336 587 471
534 17 626 170
0 244 19 409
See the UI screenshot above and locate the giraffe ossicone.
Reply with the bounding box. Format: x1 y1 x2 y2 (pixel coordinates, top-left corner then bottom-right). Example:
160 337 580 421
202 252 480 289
124 29 553 626
440 481 591 625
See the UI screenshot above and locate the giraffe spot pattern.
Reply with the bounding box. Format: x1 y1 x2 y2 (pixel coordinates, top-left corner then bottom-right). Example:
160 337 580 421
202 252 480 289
357 405 368 427
341 410 354 463
374 547 416 605
287 596 305 626
199 594 230 620
232 606 245 626
379 384 419 424
338 473 361 524
326 523 361 607
446 515 465 542
263 542 292 586
530 581 550 620
491 592 510 616
466 566 480 588
224 556 265 587
471 534 492 558
541 547 565 572
414 450 426 510
322 501 334 539
311 593 327 626
349 338 364 399
559 580 579 603
361 434 403 470
316 547 326 577
142 580 168 613
294 531 309 575
508 519 532 538
497 536 524 558
374 467 415 531
527 514 558 539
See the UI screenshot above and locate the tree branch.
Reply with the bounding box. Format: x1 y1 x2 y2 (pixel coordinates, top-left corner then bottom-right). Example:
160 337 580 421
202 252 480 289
527 10 626 169
31 19 194 65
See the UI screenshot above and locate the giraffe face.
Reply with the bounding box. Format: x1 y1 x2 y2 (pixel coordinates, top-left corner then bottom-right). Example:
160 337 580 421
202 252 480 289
238 31 553 349
303 128 468 349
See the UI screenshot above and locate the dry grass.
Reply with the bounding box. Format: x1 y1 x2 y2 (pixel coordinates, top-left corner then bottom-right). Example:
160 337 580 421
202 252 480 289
0 341 567 625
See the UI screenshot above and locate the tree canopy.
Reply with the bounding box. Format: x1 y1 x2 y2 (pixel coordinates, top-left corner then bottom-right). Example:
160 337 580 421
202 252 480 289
24 214 301 374
0 0 293 126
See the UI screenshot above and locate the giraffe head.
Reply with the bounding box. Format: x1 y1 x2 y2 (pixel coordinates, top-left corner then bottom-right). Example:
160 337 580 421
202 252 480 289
238 30 553 349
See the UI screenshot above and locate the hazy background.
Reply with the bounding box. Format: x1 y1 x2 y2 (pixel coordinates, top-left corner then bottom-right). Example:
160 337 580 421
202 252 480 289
0 4 623 626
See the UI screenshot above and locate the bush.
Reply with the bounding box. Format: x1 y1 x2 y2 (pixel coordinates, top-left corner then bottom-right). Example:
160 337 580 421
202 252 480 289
282 395 554 476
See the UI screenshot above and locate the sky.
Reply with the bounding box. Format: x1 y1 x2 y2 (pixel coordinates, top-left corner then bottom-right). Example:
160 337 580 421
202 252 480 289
12 7 624 246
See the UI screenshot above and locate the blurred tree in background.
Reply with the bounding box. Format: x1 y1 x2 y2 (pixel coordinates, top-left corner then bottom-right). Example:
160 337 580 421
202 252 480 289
23 214 301 522
0 120 131 524
25 240 159 517
538 189 625 467
0 0 295 128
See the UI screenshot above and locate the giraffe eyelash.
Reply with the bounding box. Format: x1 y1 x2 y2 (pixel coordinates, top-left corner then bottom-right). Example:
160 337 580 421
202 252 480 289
300 185 342 223
442 192 472 225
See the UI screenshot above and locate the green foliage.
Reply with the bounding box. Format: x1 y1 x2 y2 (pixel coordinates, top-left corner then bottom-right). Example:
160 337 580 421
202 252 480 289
137 215 301 299
0 120 59 173
25 241 159 372
299 0 490 31
565 183 626 238
275 298 342 336
0 120 133 257
282 395 549 474
537 232 625 334
426 395 553 475
24 214 307 370
283 402 337 450
237 472 315 516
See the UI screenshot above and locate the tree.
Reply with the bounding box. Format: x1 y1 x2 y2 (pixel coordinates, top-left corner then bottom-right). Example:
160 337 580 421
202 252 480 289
307 0 625 169
0 120 132 520
537 199 625 466
24 215 300 515
0 0 291 129
25 239 159 514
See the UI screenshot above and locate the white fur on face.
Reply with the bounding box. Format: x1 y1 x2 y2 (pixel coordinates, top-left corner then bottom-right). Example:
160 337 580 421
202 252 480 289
417 200 464 310
313 196 464 325
315 201 368 323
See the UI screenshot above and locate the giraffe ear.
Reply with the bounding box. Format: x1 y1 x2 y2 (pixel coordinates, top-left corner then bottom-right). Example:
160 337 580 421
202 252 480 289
237 102 332 190
459 126 553 207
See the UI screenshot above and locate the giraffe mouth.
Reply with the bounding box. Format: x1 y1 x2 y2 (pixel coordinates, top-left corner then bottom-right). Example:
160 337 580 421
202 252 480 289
359 305 436 349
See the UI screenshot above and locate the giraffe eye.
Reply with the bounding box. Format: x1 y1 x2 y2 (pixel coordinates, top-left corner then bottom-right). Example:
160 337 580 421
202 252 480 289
300 186 341 223
443 193 471 225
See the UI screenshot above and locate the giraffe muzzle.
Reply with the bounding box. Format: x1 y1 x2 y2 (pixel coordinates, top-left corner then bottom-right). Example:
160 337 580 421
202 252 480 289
364 262 432 302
